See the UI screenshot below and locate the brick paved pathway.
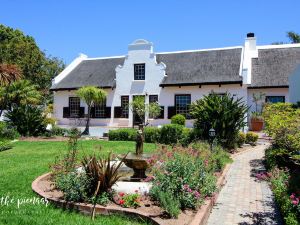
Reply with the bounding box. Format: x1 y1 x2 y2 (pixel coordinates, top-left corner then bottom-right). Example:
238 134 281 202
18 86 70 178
207 143 282 225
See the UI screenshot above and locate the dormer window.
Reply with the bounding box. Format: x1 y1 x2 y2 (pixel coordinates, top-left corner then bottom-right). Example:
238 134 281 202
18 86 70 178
134 63 145 80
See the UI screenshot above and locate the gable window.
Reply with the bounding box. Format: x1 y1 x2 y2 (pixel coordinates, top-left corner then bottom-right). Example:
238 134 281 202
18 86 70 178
134 64 145 80
175 94 191 119
94 98 106 118
69 97 80 118
121 96 129 118
266 96 285 103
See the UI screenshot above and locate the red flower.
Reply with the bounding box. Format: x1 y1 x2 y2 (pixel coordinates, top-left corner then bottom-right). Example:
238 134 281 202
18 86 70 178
119 192 125 197
135 190 138 193
119 199 125 205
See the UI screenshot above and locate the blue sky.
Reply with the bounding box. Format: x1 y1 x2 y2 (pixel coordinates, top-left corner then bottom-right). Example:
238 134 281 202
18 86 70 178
1 0 299 64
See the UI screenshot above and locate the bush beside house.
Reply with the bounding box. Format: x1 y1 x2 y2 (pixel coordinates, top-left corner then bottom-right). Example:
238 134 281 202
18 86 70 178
263 103 300 224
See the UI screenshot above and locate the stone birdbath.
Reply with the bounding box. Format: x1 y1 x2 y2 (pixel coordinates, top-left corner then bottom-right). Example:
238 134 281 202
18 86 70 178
122 125 152 181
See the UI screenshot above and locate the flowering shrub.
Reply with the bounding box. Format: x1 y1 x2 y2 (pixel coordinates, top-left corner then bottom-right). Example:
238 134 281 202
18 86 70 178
255 171 271 181
269 168 300 224
148 143 229 217
117 191 141 208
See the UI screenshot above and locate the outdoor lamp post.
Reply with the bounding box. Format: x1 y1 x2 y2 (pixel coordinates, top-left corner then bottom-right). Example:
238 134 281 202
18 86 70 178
209 128 216 151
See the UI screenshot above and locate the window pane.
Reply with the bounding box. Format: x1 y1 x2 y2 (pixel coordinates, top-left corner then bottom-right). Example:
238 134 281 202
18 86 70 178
149 95 158 103
175 95 191 119
266 96 285 103
69 97 80 118
121 96 129 118
134 64 145 80
95 98 106 118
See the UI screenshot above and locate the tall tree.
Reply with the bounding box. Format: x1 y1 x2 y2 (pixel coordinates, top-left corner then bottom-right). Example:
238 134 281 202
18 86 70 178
0 24 65 102
76 86 107 135
287 31 300 43
0 63 22 86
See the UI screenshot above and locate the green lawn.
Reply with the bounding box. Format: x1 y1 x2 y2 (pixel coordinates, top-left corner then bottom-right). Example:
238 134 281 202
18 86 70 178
0 140 156 225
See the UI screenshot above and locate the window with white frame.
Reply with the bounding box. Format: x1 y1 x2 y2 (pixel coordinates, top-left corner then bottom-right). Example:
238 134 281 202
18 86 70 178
134 64 145 80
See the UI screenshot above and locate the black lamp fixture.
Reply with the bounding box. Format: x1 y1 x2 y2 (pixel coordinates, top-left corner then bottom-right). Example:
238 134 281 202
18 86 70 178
209 128 216 138
209 128 216 151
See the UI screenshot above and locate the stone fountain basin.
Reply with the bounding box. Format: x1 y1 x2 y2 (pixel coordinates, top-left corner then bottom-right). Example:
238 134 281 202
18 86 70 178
120 152 152 169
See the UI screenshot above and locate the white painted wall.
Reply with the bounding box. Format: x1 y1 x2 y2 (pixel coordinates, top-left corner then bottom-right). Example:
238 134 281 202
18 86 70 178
247 88 289 113
289 65 300 103
111 39 166 127
51 37 296 129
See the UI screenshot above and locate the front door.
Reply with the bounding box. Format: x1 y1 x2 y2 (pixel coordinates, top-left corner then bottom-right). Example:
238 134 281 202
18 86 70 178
132 95 145 126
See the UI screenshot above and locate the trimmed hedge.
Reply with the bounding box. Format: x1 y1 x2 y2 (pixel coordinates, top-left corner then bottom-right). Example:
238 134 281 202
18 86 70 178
108 128 137 141
108 124 192 146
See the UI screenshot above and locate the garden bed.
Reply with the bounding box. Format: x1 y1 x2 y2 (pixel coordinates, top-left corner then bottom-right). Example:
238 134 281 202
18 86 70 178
32 161 231 225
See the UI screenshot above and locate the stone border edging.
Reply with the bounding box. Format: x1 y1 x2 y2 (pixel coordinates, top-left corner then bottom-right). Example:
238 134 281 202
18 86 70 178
32 173 160 225
32 148 252 225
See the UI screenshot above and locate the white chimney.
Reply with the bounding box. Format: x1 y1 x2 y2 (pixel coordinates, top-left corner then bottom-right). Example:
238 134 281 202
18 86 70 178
242 33 258 85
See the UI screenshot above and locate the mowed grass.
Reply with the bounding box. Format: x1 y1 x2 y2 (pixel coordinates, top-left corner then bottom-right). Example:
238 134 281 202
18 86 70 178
0 140 156 225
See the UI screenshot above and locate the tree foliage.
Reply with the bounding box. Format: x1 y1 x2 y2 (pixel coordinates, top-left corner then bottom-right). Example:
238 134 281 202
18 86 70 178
129 96 161 125
0 24 65 101
76 86 107 135
287 31 300 44
0 63 22 86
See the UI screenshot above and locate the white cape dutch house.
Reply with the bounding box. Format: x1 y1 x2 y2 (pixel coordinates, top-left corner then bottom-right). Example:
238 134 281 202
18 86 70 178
51 33 300 128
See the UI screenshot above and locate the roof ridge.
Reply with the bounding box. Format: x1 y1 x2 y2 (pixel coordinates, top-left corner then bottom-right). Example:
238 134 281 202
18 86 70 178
156 46 243 55
257 43 300 50
84 55 125 60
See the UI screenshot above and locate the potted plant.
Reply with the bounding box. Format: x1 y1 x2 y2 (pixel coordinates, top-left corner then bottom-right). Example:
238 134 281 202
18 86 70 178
250 92 265 131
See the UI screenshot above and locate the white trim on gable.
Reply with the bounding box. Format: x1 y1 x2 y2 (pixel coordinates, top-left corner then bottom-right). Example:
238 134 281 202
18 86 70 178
53 53 87 85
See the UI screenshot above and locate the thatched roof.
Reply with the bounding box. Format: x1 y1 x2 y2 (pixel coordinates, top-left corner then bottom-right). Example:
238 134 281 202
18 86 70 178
51 57 124 90
251 47 300 88
157 48 243 86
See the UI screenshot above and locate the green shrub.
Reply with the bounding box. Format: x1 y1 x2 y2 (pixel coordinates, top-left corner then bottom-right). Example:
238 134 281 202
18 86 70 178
56 172 91 202
51 125 69 136
263 103 300 154
191 92 248 150
171 114 186 126
236 132 246 147
0 122 20 140
96 192 111 206
245 132 258 145
144 127 160 143
5 105 46 136
108 128 137 141
0 140 13 152
180 127 192 146
150 187 180 218
160 124 184 145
